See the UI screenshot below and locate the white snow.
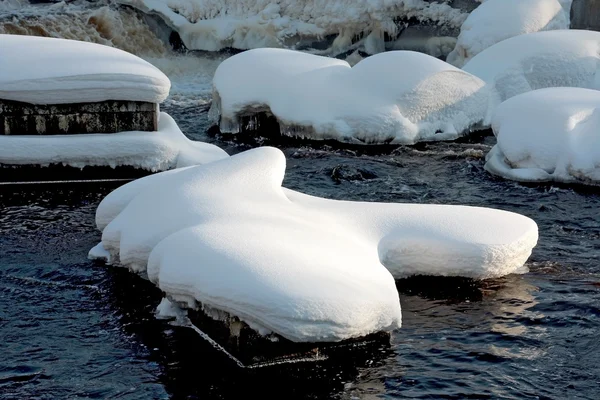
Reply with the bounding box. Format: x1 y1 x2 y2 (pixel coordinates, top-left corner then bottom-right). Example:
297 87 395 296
0 112 228 171
447 0 571 67
211 48 488 144
118 0 468 55
462 30 600 123
155 297 186 320
0 34 170 104
88 242 112 263
485 87 600 185
92 146 538 342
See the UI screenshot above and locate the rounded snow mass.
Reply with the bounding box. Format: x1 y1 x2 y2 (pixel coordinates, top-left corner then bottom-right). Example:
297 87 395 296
0 34 170 104
486 87 600 185
210 48 488 145
463 29 600 123
92 147 538 342
446 0 570 68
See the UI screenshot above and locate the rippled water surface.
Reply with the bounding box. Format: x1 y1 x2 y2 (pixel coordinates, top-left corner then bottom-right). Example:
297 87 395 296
2 102 599 399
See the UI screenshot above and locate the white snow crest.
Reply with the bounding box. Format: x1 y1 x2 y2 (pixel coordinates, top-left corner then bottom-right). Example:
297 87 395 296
94 146 538 342
485 87 600 185
0 34 170 104
463 30 600 123
447 0 571 67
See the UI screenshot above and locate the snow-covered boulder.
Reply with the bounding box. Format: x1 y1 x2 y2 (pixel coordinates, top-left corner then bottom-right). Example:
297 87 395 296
0 113 228 171
91 146 538 342
0 34 170 104
485 87 600 185
462 30 600 123
118 0 469 56
211 48 488 144
447 0 571 67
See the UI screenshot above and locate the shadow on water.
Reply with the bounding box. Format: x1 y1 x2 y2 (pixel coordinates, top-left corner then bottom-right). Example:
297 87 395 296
100 267 394 400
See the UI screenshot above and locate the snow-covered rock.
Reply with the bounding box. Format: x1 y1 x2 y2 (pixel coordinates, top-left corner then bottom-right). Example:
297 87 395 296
0 34 170 104
447 0 571 67
485 87 600 185
92 146 538 342
211 48 488 144
463 30 600 123
0 113 228 171
118 0 469 55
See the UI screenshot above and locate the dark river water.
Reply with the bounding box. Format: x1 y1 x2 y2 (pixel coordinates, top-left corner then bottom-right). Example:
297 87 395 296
1 102 599 399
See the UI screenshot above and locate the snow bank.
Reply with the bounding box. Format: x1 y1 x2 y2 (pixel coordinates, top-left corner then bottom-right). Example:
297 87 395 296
463 30 600 123
211 48 488 144
0 112 228 171
118 0 468 55
485 87 600 185
447 0 570 67
0 34 170 104
92 146 538 342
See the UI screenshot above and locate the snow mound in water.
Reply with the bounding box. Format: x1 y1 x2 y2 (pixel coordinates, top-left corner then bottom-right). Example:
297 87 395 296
118 0 468 55
0 34 170 104
447 0 570 67
462 30 600 123
211 49 488 144
485 87 600 186
0 113 228 171
92 146 538 342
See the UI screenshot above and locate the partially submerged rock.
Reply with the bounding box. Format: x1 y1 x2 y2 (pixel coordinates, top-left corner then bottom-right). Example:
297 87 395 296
91 146 538 343
447 0 570 67
485 87 600 186
210 48 488 145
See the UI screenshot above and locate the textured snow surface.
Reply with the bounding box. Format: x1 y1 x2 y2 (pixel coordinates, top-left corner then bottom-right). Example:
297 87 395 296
447 0 571 67
485 87 600 186
211 48 488 144
463 30 600 123
119 0 468 55
0 113 228 171
93 146 538 342
0 34 170 104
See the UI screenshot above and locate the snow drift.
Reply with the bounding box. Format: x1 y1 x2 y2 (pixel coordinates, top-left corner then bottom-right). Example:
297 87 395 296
210 48 488 144
118 0 469 55
447 0 571 67
463 30 600 123
485 87 600 186
0 113 228 171
92 146 538 342
0 34 170 104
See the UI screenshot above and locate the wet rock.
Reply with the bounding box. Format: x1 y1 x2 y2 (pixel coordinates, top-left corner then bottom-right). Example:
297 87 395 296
570 0 600 30
0 99 158 135
331 164 378 183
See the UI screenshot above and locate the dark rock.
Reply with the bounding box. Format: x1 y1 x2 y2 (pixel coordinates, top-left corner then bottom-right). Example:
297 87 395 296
331 165 378 183
570 0 600 30
0 99 158 135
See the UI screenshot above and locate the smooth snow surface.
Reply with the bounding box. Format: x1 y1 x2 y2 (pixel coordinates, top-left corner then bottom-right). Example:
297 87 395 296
463 30 600 123
118 0 467 55
0 34 170 104
0 113 228 171
447 0 570 67
93 147 538 342
485 87 600 185
211 49 488 144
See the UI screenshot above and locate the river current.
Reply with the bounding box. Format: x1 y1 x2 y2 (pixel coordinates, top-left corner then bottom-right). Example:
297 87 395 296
1 2 600 399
